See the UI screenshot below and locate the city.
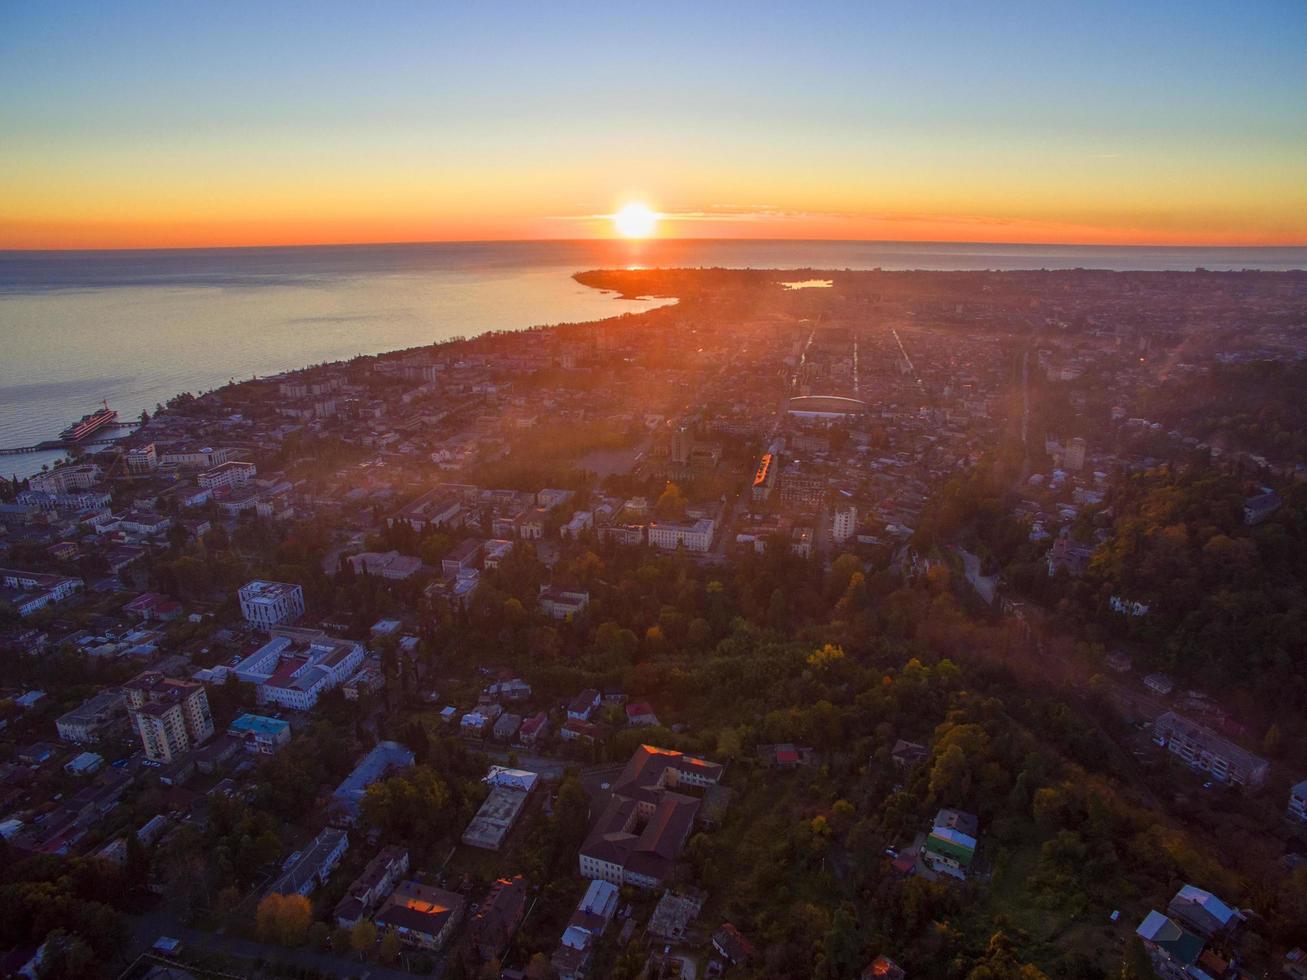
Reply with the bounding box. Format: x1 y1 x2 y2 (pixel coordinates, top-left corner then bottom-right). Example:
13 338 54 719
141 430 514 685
2 266 1306 979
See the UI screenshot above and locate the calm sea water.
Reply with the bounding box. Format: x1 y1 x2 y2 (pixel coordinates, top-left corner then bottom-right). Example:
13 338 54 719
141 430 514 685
2 239 1304 480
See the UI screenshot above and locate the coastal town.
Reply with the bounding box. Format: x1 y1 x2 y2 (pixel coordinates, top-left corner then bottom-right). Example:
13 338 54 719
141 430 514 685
3 267 1307 980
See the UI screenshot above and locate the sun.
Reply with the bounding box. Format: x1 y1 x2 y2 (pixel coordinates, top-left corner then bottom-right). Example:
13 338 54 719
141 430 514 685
613 202 659 238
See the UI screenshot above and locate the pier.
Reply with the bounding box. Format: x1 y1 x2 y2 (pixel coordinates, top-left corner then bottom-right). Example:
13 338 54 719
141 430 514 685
0 422 141 457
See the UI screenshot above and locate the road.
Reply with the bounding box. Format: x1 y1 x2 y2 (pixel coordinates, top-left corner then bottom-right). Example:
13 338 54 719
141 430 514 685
128 906 423 979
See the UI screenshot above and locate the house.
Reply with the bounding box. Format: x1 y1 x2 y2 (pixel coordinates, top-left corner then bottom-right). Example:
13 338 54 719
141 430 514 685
375 881 465 950
0 568 84 617
122 592 183 623
1243 491 1282 525
922 809 979 881
551 879 619 980
493 712 522 741
560 718 603 743
891 739 928 769
1166 884 1241 939
1135 910 1205 974
1144 673 1174 696
1105 650 1132 673
63 752 103 776
468 875 528 961
626 702 660 727
266 828 349 897
232 626 364 711
579 745 724 889
1153 711 1269 788
518 711 550 747
862 956 907 979
567 688 601 721
486 677 532 703
227 713 292 754
712 923 756 965
332 846 409 927
1288 778 1307 824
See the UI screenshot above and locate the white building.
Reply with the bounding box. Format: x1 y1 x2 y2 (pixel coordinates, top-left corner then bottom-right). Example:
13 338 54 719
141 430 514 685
647 518 715 552
233 627 363 711
238 580 305 628
833 505 858 546
198 461 257 493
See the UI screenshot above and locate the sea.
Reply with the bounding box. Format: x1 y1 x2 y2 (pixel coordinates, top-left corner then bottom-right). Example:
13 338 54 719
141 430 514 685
2 238 1305 481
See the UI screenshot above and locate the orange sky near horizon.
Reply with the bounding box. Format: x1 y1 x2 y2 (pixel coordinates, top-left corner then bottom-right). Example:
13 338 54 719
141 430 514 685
4 3 1305 252
3 209 1303 252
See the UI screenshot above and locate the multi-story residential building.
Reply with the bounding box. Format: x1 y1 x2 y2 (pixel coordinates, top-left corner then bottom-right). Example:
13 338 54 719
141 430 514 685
1064 436 1087 472
56 690 127 743
647 518 715 552
123 443 158 474
778 466 827 509
123 671 214 763
27 463 101 494
751 452 776 502
232 626 363 710
579 745 723 889
332 846 410 927
375 881 465 950
197 460 257 493
1153 711 1269 788
267 827 349 897
833 504 858 545
158 446 236 469
238 580 305 628
0 568 85 617
1288 778 1307 824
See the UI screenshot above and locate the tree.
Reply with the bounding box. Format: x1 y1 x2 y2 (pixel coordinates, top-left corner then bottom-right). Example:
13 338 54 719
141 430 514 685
350 919 377 958
255 893 312 946
379 926 402 964
123 832 149 889
331 925 353 955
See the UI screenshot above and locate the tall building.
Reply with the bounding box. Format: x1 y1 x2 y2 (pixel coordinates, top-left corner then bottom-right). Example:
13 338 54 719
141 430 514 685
1064 437 1087 472
670 425 692 465
238 580 305 628
124 671 214 763
832 505 857 545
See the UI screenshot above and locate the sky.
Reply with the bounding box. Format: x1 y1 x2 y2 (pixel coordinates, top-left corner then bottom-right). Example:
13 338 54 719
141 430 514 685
2 0 1305 249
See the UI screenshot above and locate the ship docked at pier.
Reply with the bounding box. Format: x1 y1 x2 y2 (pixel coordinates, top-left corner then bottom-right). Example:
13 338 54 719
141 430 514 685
61 403 118 442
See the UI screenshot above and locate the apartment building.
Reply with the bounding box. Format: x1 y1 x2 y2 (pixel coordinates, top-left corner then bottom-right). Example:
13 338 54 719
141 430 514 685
123 671 214 763
56 690 127 743
198 460 257 493
0 568 85 617
238 580 305 628
1154 711 1269 788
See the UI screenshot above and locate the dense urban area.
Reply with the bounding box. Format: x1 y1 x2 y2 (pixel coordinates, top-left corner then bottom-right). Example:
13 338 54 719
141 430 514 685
3 267 1307 980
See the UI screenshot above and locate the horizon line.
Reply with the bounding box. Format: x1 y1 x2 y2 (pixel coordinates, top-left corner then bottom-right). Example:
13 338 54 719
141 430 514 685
4 235 1307 256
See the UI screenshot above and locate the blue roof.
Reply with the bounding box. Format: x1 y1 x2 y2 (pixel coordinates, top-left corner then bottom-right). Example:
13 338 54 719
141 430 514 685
229 713 290 736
